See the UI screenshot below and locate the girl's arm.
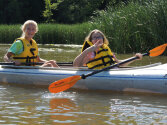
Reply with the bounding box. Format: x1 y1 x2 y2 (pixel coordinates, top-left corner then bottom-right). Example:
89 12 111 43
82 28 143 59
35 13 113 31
73 40 103 67
113 53 143 67
73 46 96 67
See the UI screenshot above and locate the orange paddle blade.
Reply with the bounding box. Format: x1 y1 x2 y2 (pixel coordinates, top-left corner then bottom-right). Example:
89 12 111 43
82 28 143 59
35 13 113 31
149 43 167 57
49 75 81 93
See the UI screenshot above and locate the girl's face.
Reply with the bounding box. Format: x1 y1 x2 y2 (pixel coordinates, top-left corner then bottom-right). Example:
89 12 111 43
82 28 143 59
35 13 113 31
24 24 36 40
91 32 104 44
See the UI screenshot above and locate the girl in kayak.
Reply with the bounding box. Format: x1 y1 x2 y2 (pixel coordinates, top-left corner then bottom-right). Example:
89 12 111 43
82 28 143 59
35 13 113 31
73 29 142 69
4 20 59 67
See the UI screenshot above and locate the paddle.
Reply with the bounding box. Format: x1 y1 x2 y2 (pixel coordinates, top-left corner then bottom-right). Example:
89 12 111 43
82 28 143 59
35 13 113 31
49 43 167 93
0 62 73 66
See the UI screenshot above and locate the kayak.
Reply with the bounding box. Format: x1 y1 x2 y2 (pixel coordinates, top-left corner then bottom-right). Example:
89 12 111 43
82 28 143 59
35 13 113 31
0 63 167 94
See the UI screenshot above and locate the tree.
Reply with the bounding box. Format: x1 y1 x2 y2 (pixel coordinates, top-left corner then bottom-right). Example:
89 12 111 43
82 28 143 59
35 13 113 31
43 0 63 22
0 0 45 24
43 0 113 24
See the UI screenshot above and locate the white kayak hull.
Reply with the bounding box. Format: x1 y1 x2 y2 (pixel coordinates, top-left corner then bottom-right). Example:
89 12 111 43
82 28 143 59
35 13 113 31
0 63 167 94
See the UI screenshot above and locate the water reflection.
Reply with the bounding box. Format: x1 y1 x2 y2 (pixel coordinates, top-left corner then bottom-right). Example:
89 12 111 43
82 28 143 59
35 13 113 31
0 85 49 124
0 44 167 124
0 84 167 124
50 98 77 124
106 94 167 124
43 92 78 124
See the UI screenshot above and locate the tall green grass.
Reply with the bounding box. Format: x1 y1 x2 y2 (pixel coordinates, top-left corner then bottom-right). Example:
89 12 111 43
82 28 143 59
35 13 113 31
0 24 21 44
36 23 92 44
91 0 167 53
0 0 166 54
0 23 92 45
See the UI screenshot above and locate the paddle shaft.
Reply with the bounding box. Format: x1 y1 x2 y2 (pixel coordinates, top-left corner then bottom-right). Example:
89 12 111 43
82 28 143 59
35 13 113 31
48 43 167 93
81 53 149 79
0 62 73 65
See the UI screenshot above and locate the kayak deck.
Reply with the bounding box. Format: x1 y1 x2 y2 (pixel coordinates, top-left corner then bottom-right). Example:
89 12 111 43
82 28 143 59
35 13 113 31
0 62 167 94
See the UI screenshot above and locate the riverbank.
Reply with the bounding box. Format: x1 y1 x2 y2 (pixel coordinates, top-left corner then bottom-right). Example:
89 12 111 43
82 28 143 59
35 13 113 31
0 0 166 54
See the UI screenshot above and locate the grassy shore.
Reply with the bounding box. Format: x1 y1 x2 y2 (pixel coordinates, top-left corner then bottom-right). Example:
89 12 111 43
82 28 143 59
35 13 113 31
0 23 92 45
0 0 166 54
91 0 167 53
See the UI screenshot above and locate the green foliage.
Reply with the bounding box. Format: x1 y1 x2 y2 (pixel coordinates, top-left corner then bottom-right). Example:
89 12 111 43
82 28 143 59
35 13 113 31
43 0 52 22
0 24 21 43
0 0 166 55
0 0 45 24
43 0 63 22
43 0 115 24
0 0 132 24
0 23 93 45
36 23 92 44
91 0 167 53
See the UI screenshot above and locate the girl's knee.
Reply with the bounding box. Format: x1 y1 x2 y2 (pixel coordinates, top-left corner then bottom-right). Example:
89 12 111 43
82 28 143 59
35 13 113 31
48 60 57 64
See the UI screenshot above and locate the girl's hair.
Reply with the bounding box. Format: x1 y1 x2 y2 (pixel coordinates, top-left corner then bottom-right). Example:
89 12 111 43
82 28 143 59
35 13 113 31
84 29 109 45
21 20 38 37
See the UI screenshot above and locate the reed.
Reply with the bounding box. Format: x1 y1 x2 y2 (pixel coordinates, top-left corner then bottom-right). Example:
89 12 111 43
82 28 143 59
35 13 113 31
0 23 93 45
91 0 167 53
0 24 21 44
36 23 92 44
0 0 166 55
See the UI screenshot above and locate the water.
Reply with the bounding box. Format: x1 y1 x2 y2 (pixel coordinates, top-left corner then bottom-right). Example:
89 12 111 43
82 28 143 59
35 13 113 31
0 44 167 124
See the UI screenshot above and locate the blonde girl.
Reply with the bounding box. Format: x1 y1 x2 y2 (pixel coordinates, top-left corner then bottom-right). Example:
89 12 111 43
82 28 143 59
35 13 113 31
4 20 59 67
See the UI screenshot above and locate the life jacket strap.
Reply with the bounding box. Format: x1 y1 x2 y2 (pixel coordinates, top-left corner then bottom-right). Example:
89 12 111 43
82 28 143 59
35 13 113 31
13 56 37 59
13 56 37 66
87 55 115 69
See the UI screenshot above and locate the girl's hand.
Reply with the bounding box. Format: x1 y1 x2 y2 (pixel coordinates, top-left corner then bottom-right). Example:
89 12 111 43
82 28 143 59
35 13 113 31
87 52 95 60
14 60 21 66
135 53 143 60
93 40 103 51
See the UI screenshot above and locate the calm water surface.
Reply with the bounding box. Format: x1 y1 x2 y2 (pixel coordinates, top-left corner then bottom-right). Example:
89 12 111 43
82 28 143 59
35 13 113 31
0 44 167 125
